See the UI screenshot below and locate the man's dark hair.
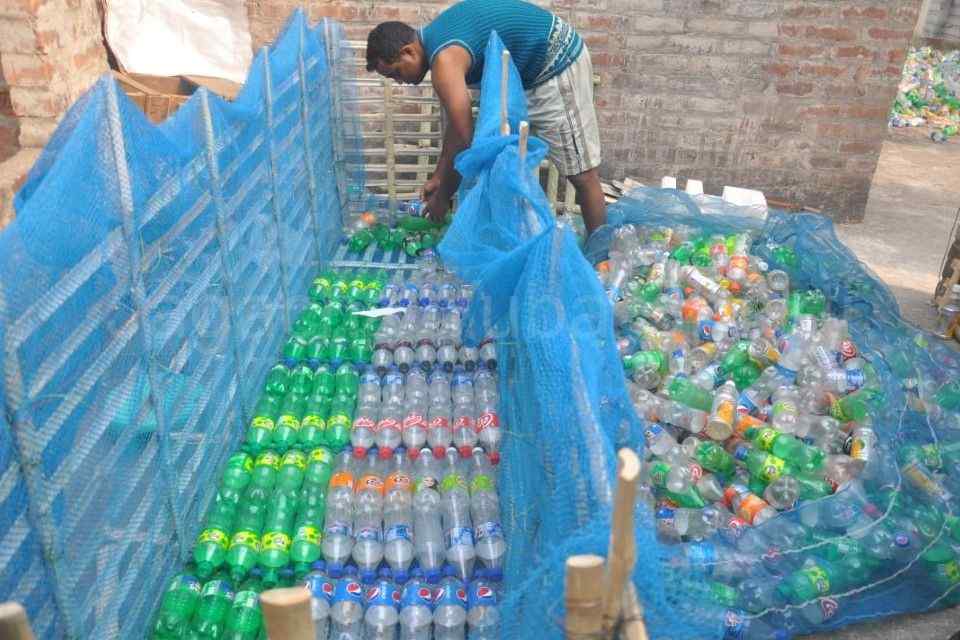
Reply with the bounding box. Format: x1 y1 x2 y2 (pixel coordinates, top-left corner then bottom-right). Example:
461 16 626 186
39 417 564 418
366 21 418 71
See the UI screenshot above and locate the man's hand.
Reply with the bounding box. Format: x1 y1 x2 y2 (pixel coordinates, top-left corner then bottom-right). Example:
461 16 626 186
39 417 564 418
420 174 441 203
424 192 449 223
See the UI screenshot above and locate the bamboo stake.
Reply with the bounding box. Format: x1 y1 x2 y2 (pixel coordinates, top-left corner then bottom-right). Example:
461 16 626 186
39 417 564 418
0 602 35 640
620 583 650 640
259 587 315 640
518 121 529 168
500 50 511 136
602 448 640 630
564 555 605 639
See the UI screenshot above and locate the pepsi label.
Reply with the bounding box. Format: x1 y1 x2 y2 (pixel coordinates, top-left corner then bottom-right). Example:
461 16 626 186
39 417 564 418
356 526 382 543
334 578 364 604
324 520 352 538
401 581 434 608
307 574 336 603
468 582 497 608
364 580 400 607
433 583 468 608
474 521 503 541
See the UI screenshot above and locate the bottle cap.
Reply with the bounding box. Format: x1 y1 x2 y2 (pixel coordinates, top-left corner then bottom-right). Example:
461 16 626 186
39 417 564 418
458 446 473 459
379 447 394 460
489 452 501 466
433 446 447 459
353 447 367 459
408 448 421 461
442 565 455 578
379 566 392 578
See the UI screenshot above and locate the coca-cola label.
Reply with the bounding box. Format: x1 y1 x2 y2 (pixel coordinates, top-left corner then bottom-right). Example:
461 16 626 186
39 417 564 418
403 413 426 429
429 415 451 429
454 415 475 430
477 411 499 432
377 418 401 432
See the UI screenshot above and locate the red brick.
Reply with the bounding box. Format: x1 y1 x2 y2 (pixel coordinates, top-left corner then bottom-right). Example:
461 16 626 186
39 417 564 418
809 154 845 169
784 5 833 18
764 62 794 77
841 7 887 20
805 26 856 42
798 64 845 78
72 43 105 70
591 52 626 68
777 81 814 96
867 27 913 40
778 23 802 37
1 54 54 87
886 48 906 64
840 142 877 154
365 4 420 22
836 45 872 58
778 43 826 58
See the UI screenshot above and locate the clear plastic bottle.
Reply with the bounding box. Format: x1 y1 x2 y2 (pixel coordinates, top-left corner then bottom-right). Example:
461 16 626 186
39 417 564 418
384 450 415 581
412 449 445 580
330 567 364 640
306 560 334 640
433 566 468 640
399 568 433 640
353 452 385 582
467 569 500 640
376 398 404 459
363 568 400 640
440 448 476 580
402 397 428 455
468 448 505 575
322 451 356 572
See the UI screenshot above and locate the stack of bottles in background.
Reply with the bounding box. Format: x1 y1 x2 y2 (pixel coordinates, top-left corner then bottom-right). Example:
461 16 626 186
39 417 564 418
346 199 452 258
599 223 960 637
152 247 504 639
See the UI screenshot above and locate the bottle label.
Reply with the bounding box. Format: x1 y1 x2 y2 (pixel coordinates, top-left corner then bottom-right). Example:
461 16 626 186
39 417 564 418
277 414 301 432
329 471 354 490
302 415 326 430
327 414 350 431
476 411 499 433
294 525 320 545
755 428 778 452
230 530 260 551
736 392 757 415
838 339 858 361
385 472 412 494
444 526 475 547
468 582 497 608
307 574 336 602
256 452 281 470
771 400 796 417
474 521 503 541
262 532 291 552
356 526 382 543
251 416 275 432
365 581 401 606
845 368 865 391
198 528 229 550
470 474 495 494
385 524 412 543
454 415 475 430
228 453 254 472
170 574 202 593
648 461 670 487
403 413 427 430
377 417 401 433
309 448 332 465
415 476 439 493
737 494 770 524
357 474 385 494
758 455 785 483
201 579 234 600
643 423 664 445
234 590 259 610
282 450 307 470
324 520 352 538
712 400 734 426
801 565 831 596
433 583 468 607
441 473 467 492
429 415 451 430
401 582 434 607
353 416 376 429
334 579 364 604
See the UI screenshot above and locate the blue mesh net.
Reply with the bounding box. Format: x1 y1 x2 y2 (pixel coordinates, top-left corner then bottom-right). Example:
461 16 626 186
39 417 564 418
0 10 355 638
4 12 960 640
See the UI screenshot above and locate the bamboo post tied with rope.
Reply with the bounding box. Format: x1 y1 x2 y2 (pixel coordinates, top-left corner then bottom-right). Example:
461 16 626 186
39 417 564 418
0 602 36 640
564 448 648 639
259 587 315 640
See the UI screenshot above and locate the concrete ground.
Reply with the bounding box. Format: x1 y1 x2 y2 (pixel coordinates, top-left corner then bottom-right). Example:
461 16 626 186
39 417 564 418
802 128 960 639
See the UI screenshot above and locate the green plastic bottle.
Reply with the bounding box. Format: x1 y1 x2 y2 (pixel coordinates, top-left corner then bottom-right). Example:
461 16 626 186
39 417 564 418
309 272 333 304
246 452 281 503
319 301 344 333
281 336 308 368
290 507 323 578
190 577 234 638
795 472 834 500
729 441 787 485
277 450 307 495
223 585 263 640
348 228 374 254
263 364 291 398
771 245 798 268
335 363 359 398
312 364 336 398
801 289 826 316
258 493 297 588
720 340 751 374
221 453 253 493
349 333 373 365
691 440 735 476
646 460 706 508
272 394 306 453
745 426 823 470
299 395 330 450
245 395 280 455
152 574 202 639
731 363 760 390
329 326 350 366
778 559 841 604
920 543 960 591
325 397 353 452
305 447 333 488
194 510 233 579
305 336 330 369
289 364 315 396
226 528 261 585
668 376 713 413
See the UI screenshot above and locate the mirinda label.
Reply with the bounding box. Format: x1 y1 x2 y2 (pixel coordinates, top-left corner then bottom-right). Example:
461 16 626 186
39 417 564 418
737 494 770 524
357 474 385 494
329 471 354 490
385 471 412 494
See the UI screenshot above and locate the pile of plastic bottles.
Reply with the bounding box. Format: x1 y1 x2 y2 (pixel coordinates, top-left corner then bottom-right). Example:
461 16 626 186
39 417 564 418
152 251 505 639
889 47 960 142
600 223 960 636
346 200 452 257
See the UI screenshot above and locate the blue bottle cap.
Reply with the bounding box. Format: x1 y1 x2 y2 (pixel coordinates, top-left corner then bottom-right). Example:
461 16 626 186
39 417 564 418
411 567 423 579
379 566 392 578
487 568 503 582
425 568 441 584
361 568 377 584
442 565 455 578
279 567 294 579
311 560 326 571
394 568 409 584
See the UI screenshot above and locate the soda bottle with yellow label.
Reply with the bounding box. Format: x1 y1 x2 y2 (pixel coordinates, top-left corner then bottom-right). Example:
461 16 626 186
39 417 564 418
272 393 306 453
259 493 297 588
245 395 280 454
299 394 330 450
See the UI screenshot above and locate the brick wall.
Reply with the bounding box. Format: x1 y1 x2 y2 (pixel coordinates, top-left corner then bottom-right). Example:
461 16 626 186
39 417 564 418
248 0 920 222
0 0 108 151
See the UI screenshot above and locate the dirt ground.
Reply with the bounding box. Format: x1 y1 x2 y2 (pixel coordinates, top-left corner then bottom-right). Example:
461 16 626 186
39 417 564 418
804 126 960 640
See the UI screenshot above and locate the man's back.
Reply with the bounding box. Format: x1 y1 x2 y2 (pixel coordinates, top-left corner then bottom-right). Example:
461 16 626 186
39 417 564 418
420 0 582 89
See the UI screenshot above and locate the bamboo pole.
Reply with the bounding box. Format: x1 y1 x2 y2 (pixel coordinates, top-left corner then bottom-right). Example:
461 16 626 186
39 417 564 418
500 50 511 136
518 121 529 166
602 448 640 630
564 555 605 639
620 583 650 640
0 602 35 640
259 587 315 640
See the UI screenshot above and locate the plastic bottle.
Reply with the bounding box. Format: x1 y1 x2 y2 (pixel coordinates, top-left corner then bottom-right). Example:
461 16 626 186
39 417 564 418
323 451 356 573
376 398 404 459
246 395 281 454
300 394 330 450
427 402 453 459
351 400 378 458
441 448 476 580
223 584 262 640
326 396 354 452
413 449 445 580
669 376 714 413
364 568 400 640
399 568 433 640
467 569 500 640
468 448 505 574
190 577 234 639
384 451 415 580
723 483 777 526
259 489 297 588
307 561 334 640
452 400 478 459
433 566 468 640
353 452 386 581
330 567 364 640
153 574 202 639
705 380 737 440
402 397 429 455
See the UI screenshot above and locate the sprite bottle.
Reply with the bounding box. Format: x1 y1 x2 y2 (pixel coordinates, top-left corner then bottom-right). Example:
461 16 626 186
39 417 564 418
335 363 360 399
281 336 308 369
246 395 280 454
193 504 233 578
221 452 253 493
263 364 290 398
223 585 263 640
329 326 350 366
325 396 353 452
299 394 330 450
277 450 307 495
152 574 202 639
290 507 324 578
305 447 334 488
288 364 315 396
305 335 330 370
259 492 298 588
246 452 281 503
190 577 234 638
309 272 334 304
313 364 336 398
272 393 306 452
